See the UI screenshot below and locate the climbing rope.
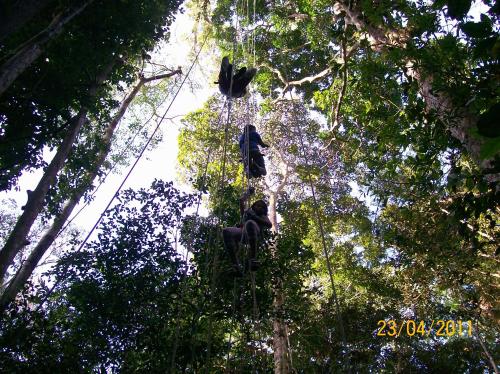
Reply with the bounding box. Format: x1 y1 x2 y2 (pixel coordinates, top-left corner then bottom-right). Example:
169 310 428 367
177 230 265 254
204 77 236 374
239 1 267 370
58 85 174 236
250 271 264 367
34 34 210 313
178 98 235 370
225 277 241 371
205 2 265 367
207 1 265 369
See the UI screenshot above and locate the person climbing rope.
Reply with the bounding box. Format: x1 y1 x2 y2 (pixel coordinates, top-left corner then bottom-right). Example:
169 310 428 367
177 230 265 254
223 187 272 276
216 56 257 98
240 124 269 178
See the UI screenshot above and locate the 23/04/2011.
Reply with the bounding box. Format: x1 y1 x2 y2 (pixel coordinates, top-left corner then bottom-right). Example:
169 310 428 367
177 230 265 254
376 319 472 338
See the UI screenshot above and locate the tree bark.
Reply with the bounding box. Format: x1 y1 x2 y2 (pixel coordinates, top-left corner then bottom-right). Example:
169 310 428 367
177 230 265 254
0 0 55 42
0 60 114 283
333 1 498 182
0 0 94 96
404 62 491 175
0 69 181 310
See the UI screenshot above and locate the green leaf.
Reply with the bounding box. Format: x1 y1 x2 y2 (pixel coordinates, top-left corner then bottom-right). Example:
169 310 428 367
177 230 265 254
473 36 498 59
446 0 471 19
479 136 500 159
364 100 372 114
461 21 492 39
432 0 448 10
477 103 500 138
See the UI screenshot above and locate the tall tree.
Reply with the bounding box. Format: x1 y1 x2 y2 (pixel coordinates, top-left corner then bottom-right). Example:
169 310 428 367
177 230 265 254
0 0 182 191
0 0 182 286
0 69 181 309
0 0 55 42
0 60 115 283
0 0 94 96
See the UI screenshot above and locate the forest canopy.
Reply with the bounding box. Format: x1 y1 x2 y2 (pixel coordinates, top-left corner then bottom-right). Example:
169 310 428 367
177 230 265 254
0 0 498 372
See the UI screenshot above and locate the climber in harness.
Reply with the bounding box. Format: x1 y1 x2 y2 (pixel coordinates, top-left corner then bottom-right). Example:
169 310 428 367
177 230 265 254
240 124 269 178
223 187 272 276
216 56 257 98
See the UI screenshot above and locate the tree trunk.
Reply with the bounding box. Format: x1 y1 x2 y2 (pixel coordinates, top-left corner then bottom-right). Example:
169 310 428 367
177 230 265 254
0 0 55 42
0 60 114 282
404 62 492 177
268 193 291 374
0 69 181 310
333 1 498 182
0 0 93 96
474 324 499 374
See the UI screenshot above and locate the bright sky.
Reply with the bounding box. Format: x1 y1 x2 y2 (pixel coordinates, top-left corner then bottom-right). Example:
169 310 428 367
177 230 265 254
0 1 490 257
68 10 217 236
1 9 215 246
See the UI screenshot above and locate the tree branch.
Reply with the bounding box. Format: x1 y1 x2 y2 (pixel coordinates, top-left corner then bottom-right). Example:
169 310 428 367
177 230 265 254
258 62 288 86
142 68 182 83
259 41 359 98
330 24 349 131
474 323 499 374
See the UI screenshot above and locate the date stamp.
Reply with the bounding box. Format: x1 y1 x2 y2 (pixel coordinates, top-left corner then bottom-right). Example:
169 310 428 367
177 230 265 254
377 320 472 338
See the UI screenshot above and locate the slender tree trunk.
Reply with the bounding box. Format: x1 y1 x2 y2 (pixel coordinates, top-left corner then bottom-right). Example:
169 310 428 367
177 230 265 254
0 0 55 42
474 323 499 374
0 0 93 96
0 60 114 282
333 1 498 181
0 69 181 310
268 193 291 374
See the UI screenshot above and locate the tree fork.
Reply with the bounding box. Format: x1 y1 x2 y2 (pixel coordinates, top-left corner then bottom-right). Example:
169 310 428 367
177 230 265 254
0 60 115 283
333 0 499 183
0 68 181 309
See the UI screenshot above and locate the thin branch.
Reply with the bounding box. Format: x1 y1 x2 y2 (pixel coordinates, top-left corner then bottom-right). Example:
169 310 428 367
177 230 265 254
142 68 182 83
258 62 288 86
330 23 349 131
474 323 499 374
279 41 312 54
259 41 359 98
439 208 494 240
285 66 333 91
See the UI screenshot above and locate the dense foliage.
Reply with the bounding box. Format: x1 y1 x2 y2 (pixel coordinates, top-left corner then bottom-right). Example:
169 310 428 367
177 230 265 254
0 0 181 192
0 0 498 372
0 182 199 372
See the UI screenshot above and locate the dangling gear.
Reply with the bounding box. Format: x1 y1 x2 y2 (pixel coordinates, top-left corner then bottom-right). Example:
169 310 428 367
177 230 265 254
239 125 269 179
244 153 266 179
216 56 257 98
